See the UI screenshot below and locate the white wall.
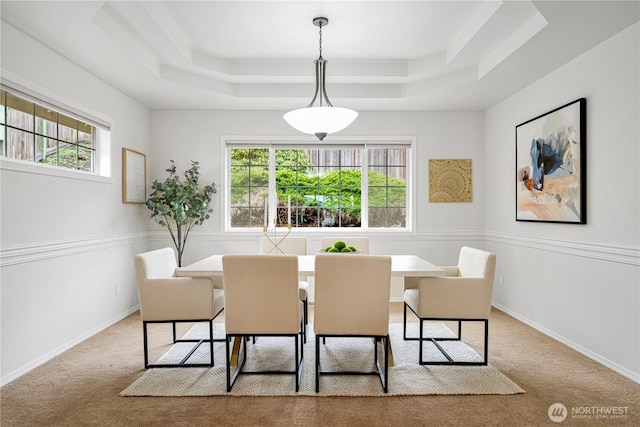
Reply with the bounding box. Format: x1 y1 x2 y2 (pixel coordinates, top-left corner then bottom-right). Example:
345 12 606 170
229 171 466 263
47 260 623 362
484 23 640 381
149 110 486 301
0 23 151 384
148 110 486 269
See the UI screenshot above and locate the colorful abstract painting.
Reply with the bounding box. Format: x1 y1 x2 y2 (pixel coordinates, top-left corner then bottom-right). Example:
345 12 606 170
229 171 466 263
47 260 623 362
429 159 472 203
516 98 586 223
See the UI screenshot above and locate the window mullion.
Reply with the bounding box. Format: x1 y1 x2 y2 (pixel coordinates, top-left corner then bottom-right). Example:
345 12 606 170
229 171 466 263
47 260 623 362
362 147 369 229
268 147 277 229
31 103 36 162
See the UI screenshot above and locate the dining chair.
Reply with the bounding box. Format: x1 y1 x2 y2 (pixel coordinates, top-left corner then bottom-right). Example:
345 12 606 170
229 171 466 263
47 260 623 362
403 246 496 365
222 254 304 392
314 253 392 393
134 247 225 368
259 236 309 342
320 237 369 253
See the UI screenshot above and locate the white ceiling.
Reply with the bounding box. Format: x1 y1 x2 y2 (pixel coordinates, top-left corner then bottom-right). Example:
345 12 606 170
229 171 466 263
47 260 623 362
1 1 638 112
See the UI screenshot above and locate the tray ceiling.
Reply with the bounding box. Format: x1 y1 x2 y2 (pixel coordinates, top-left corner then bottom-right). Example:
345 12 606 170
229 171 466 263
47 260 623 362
1 1 638 111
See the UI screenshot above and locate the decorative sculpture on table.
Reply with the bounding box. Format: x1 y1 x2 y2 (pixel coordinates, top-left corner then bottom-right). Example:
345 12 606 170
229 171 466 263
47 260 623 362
262 195 293 254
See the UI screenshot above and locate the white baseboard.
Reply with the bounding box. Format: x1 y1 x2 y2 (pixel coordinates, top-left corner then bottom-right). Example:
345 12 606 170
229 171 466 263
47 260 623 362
492 302 640 384
0 305 139 387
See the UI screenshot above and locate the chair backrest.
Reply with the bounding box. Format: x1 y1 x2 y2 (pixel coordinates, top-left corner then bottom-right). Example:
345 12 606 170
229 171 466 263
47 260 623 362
457 246 496 282
320 237 370 254
222 254 300 335
135 247 177 282
314 254 391 336
260 236 307 255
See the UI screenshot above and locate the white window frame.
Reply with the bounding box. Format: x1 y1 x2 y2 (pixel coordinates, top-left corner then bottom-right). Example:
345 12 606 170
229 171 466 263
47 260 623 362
222 135 416 235
0 73 113 183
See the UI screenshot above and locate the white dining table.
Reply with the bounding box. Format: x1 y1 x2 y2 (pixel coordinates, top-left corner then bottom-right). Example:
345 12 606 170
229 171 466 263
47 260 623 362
176 254 445 367
176 254 445 278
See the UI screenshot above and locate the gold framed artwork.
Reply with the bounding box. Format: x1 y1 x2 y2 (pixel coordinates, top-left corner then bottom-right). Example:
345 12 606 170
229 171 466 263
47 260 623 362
429 159 472 203
122 148 146 204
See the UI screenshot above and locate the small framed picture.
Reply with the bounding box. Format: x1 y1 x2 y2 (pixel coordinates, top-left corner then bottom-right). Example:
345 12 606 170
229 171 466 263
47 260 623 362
516 98 586 223
122 148 146 204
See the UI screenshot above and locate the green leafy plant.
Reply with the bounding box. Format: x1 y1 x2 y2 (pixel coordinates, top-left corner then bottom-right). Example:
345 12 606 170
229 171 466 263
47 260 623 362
146 160 217 266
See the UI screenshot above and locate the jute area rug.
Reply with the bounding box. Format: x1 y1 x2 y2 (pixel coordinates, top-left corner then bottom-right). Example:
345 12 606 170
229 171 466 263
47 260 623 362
121 323 524 397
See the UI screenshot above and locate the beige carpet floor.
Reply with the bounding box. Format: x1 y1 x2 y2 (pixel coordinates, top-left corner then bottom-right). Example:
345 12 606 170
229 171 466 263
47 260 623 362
2 304 639 426
121 323 524 396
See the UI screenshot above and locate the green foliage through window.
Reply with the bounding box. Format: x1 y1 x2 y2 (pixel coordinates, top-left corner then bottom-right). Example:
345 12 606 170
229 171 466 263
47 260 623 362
228 144 409 229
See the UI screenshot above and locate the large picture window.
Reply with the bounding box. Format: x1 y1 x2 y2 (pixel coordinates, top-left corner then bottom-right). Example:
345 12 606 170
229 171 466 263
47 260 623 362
227 140 411 231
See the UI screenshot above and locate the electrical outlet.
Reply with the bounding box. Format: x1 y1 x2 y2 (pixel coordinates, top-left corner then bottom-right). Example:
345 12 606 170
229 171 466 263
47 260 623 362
115 282 121 295
498 275 504 288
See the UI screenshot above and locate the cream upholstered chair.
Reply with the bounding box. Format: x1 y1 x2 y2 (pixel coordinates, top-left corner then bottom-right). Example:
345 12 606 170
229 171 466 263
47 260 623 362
260 236 309 342
403 246 496 365
320 237 369 253
314 254 392 393
134 247 224 368
222 254 304 392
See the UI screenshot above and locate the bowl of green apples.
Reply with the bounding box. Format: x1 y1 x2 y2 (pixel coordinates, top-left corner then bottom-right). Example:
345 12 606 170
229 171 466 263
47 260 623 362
319 240 361 254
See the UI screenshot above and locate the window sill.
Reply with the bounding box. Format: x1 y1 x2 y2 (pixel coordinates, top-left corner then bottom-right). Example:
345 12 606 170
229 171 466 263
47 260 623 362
0 158 113 184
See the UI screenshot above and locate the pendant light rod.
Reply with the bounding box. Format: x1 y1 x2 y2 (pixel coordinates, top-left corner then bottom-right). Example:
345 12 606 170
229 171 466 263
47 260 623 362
307 59 332 108
307 17 331 108
313 17 328 58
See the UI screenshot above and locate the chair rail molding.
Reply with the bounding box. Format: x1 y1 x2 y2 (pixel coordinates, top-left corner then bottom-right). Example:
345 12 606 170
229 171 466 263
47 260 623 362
416 229 485 241
150 229 485 241
484 231 639 266
0 231 149 267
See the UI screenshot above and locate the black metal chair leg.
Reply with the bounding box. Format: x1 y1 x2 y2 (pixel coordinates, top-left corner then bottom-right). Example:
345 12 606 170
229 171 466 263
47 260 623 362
483 320 489 365
419 319 424 364
316 334 389 393
403 302 408 339
303 297 308 343
143 318 221 368
143 322 150 368
209 320 214 365
315 335 321 392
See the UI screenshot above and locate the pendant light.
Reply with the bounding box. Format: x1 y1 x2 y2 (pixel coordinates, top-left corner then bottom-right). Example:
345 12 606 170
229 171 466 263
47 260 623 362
284 17 358 141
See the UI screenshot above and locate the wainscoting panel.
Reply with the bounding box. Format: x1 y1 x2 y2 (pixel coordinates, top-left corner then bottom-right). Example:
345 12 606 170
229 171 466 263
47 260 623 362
485 233 639 384
0 232 149 386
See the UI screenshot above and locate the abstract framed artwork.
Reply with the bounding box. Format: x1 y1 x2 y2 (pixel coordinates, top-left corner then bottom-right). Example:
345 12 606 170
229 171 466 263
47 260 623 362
122 148 146 204
429 159 472 203
516 98 586 223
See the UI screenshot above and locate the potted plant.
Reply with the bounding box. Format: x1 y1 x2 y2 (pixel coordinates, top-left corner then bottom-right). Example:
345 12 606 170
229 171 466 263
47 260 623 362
146 160 217 266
